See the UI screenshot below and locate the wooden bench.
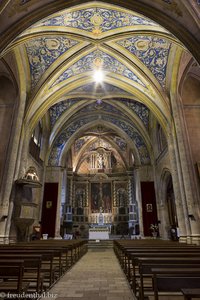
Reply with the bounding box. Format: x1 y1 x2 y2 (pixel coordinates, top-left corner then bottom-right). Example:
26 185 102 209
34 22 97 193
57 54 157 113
0 239 88 290
130 254 200 294
0 249 55 288
128 252 200 290
181 288 200 300
0 255 43 293
151 269 200 300
138 264 200 300
0 260 30 295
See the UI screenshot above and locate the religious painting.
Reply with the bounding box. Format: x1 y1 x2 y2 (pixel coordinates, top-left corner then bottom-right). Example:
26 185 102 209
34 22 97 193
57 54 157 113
102 182 112 213
146 203 153 212
91 183 100 213
46 201 52 209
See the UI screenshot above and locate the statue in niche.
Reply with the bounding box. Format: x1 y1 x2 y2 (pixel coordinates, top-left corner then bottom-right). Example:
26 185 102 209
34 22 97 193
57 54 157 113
97 153 105 169
75 189 84 207
98 207 104 225
118 189 127 207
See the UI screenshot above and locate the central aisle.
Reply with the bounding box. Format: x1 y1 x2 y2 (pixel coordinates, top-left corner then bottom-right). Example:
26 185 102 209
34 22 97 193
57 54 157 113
42 248 135 300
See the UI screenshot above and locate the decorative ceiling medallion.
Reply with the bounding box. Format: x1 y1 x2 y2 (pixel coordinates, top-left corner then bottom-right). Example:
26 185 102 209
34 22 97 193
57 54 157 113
93 57 104 68
90 14 104 26
91 14 103 35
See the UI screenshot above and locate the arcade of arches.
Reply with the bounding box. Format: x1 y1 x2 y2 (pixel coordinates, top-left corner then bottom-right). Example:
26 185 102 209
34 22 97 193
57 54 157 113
0 0 200 244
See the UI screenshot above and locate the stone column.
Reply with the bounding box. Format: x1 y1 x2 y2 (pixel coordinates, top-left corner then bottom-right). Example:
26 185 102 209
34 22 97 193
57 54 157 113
54 167 65 238
113 181 117 207
85 181 89 207
168 132 188 242
0 69 27 243
127 170 141 236
134 168 144 236
169 90 200 244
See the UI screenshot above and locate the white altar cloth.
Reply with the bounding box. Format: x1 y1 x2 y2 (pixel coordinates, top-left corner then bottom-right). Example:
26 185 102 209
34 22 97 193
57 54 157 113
89 227 109 240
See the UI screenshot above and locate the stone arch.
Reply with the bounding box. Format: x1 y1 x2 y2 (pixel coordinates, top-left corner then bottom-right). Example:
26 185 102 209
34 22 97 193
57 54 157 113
49 119 150 167
1 1 199 64
159 169 178 239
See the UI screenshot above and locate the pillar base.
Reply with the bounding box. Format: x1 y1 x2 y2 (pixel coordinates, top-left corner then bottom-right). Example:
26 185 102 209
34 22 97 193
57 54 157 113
179 236 187 244
0 235 10 244
179 235 200 245
191 235 200 245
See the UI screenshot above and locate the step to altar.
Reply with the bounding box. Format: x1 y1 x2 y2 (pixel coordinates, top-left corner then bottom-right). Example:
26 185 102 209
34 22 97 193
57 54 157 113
87 240 114 250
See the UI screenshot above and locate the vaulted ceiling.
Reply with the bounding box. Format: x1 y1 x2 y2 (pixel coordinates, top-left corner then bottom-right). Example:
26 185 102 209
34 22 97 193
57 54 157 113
3 1 192 169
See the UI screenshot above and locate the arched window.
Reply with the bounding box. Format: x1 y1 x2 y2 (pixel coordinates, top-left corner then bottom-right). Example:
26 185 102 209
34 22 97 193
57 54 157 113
29 121 43 164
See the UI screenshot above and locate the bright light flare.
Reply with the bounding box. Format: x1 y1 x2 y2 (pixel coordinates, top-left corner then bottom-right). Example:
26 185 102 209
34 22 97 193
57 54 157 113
93 69 104 83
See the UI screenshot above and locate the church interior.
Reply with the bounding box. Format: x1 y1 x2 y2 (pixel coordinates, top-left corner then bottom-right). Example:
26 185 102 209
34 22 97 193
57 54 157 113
0 0 200 246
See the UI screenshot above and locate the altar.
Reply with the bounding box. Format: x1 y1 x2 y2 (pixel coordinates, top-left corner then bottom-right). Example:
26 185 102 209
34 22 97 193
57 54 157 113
89 226 109 240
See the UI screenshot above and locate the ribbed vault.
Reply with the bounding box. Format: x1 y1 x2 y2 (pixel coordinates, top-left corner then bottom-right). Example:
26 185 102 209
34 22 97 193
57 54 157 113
8 2 190 169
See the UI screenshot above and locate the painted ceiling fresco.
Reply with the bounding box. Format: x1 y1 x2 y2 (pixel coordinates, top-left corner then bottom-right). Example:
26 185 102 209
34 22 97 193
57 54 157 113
19 2 184 168
52 50 146 87
49 98 149 129
48 115 150 166
32 6 158 31
24 4 172 90
117 36 171 87
69 83 131 95
26 37 79 89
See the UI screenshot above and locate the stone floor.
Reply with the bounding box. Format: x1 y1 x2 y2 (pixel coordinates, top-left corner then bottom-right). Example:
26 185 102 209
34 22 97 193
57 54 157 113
41 248 135 300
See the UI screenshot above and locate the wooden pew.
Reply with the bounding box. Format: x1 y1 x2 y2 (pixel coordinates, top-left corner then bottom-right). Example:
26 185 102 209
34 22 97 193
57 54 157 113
0 249 55 288
181 288 200 300
0 260 30 294
129 254 200 294
127 251 200 289
151 269 200 300
0 239 88 289
138 264 200 300
0 255 43 293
